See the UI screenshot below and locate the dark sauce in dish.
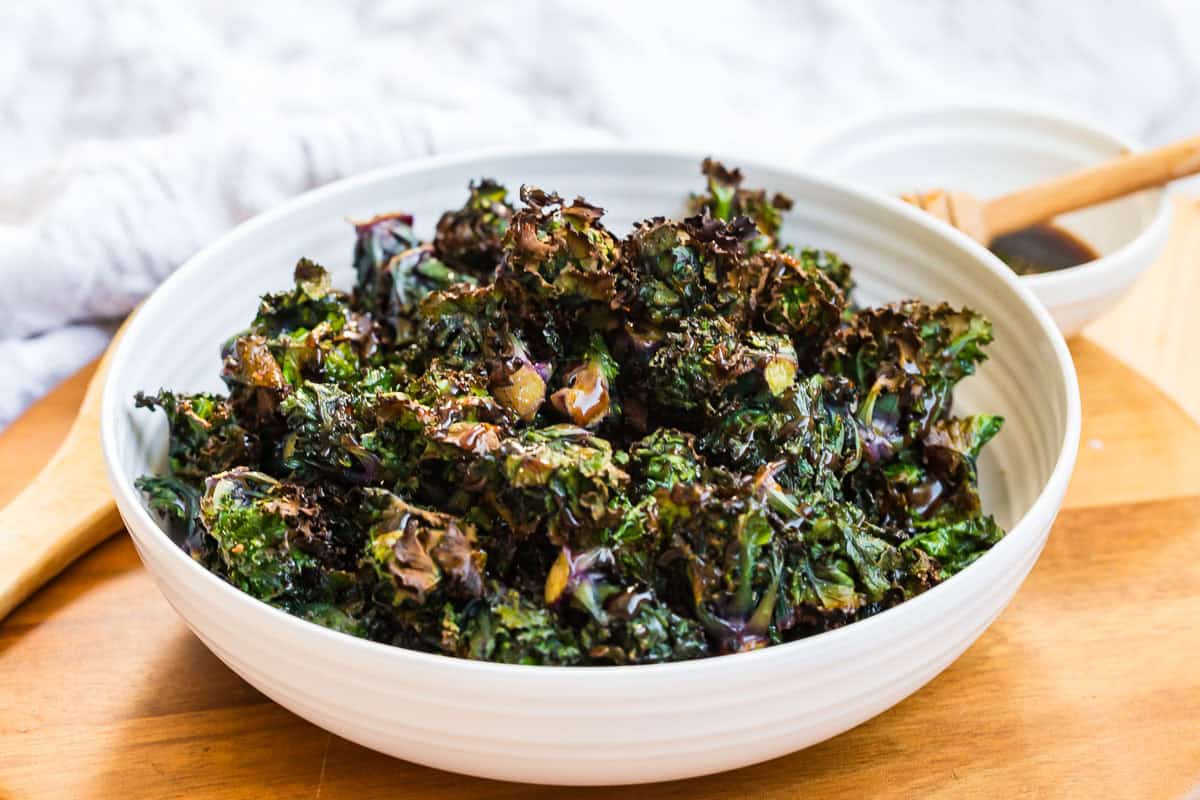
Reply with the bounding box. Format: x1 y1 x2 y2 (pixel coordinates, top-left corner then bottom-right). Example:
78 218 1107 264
989 224 1098 276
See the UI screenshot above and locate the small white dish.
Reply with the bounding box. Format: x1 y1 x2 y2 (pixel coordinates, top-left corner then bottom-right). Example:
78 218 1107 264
101 147 1080 785
804 104 1173 337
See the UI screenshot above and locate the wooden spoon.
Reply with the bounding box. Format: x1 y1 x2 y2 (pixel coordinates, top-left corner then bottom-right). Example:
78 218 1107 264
0 318 131 620
902 134 1200 245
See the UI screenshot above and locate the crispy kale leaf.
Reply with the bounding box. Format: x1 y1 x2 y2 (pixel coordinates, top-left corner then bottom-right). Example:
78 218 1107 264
688 157 793 253
361 488 486 604
134 391 259 482
199 469 338 602
434 179 513 279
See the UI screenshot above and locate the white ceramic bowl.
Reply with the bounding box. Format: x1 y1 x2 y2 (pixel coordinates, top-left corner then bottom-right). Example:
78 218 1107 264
804 105 1173 337
101 148 1080 785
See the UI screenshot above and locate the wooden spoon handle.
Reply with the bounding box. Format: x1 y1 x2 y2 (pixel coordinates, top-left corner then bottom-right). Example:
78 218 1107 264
0 456 123 620
983 135 1200 239
0 336 125 620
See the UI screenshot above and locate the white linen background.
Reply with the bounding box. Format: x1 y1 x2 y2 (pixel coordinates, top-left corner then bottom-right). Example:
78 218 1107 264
3 0 1200 430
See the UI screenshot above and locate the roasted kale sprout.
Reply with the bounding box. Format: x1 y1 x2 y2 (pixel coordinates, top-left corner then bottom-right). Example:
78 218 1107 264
136 161 1004 665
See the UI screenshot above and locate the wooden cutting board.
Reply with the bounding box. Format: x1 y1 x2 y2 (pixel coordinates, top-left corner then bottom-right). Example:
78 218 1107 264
3 203 1200 800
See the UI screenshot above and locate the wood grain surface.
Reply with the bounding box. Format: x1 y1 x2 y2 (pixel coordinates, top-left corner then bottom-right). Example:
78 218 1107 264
3 205 1200 799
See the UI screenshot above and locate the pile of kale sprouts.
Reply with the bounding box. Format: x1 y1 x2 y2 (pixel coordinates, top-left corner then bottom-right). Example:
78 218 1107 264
136 160 1003 665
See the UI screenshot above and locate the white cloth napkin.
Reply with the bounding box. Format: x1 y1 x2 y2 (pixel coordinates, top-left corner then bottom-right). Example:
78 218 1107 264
3 0 1199 428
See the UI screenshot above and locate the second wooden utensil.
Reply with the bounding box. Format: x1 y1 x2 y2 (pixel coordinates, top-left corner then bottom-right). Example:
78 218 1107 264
903 133 1200 245
0 322 129 620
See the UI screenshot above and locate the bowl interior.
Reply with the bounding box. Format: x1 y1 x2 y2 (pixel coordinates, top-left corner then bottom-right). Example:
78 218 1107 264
104 149 1073 596
805 106 1165 259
